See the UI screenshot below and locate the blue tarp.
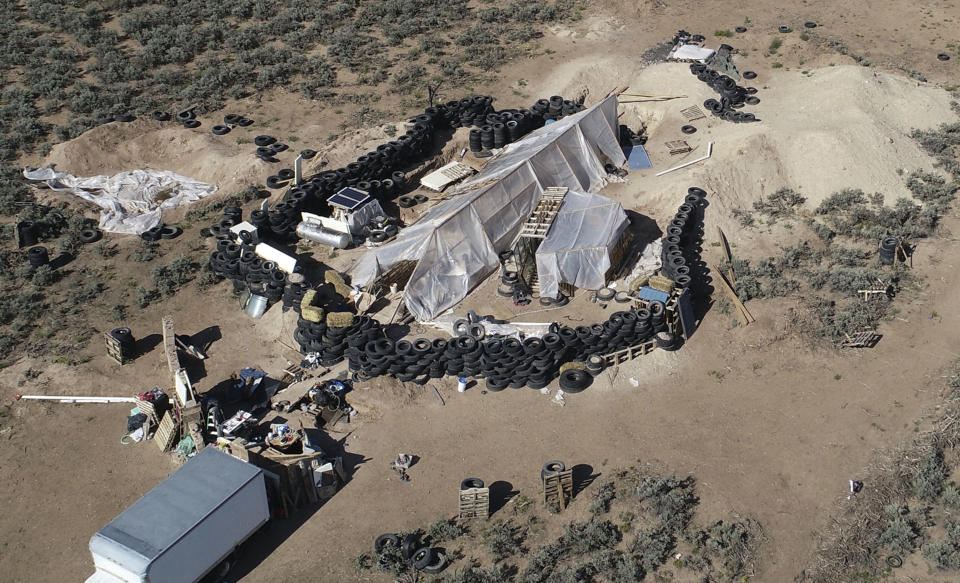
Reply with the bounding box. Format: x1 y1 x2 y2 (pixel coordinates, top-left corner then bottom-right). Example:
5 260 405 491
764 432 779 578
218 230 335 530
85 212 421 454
636 286 670 303
623 145 652 170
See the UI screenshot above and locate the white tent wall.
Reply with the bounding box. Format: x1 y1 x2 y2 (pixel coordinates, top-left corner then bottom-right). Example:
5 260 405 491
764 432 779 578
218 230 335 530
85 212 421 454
535 191 629 299
351 95 625 321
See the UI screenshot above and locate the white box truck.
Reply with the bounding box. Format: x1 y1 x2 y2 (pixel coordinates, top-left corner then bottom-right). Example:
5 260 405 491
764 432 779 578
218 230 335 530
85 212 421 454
86 448 270 583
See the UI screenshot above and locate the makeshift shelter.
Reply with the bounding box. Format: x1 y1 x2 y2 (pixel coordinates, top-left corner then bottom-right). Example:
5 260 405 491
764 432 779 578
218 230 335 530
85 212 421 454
351 95 625 321
534 191 629 299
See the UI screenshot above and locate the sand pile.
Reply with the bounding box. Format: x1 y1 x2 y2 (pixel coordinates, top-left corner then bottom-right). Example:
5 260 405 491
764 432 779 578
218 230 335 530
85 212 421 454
40 121 265 196
544 59 957 230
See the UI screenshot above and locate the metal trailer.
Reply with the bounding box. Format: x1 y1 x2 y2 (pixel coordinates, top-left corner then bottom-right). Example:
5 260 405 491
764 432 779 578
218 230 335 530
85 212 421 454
86 448 270 583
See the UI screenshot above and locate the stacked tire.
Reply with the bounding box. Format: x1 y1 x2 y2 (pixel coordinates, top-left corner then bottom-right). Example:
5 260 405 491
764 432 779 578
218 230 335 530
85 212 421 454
690 63 759 123
109 327 137 361
879 236 898 265
660 187 705 289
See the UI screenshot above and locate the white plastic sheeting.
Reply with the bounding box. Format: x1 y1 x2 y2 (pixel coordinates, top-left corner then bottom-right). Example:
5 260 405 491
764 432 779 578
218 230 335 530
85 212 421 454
351 95 625 321
22 168 218 234
345 198 386 234
536 191 629 299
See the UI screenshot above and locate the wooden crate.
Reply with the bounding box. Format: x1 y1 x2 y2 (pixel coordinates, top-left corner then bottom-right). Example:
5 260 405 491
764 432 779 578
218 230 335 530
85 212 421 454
458 486 490 520
542 469 574 510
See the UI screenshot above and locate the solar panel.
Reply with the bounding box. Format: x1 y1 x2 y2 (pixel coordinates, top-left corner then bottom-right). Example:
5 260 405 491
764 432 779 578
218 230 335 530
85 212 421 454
327 187 370 211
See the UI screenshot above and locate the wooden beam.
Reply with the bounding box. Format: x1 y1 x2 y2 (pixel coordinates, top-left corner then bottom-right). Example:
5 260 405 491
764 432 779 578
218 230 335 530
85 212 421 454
710 263 755 324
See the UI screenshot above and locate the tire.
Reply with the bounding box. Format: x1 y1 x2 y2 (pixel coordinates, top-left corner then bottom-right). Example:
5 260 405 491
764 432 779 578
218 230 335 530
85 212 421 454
183 119 201 129
938 53 951 61
467 323 486 341
277 168 295 180
497 284 514 297
559 369 592 393
541 460 566 481
745 96 760 105
735 26 747 33
413 194 429 204
885 555 903 568
211 125 231 135
159 225 182 239
596 288 616 301
266 176 290 189
116 114 135 122
237 117 254 127
176 110 195 122
554 294 569 307
453 318 470 336
501 270 518 284
300 149 318 159
411 547 436 570
742 71 757 80
223 114 241 125
422 551 448 574
398 196 416 208
79 228 101 243
486 376 509 392
778 25 792 33
681 125 697 134
401 534 420 560
461 477 484 490
614 291 632 303
369 231 388 243
803 21 818 29
271 142 289 153
656 331 679 351
539 296 554 306
374 533 399 554
152 111 170 121
254 135 276 147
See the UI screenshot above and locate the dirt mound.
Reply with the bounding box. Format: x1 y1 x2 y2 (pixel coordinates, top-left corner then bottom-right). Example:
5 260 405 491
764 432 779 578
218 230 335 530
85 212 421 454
39 119 268 196
542 59 956 229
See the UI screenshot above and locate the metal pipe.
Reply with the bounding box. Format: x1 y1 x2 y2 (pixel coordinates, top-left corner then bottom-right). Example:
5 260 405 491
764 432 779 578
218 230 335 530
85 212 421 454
655 141 714 176
15 394 137 403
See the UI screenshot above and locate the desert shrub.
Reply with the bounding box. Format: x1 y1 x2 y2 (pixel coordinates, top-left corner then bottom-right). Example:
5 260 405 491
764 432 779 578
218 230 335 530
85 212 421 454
690 519 761 578
879 505 921 554
589 481 616 514
152 255 199 295
391 64 427 94
135 241 159 262
30 264 58 287
562 519 621 554
483 521 525 561
922 540 960 570
441 562 513 583
630 524 675 572
753 187 806 218
588 549 644 583
906 169 958 205
816 188 868 215
822 266 885 294
519 542 564 583
947 521 960 546
942 483 960 509
427 516 465 543
913 441 948 500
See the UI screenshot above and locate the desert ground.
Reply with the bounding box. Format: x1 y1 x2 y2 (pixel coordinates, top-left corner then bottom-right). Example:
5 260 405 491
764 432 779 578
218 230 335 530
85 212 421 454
2 1 960 582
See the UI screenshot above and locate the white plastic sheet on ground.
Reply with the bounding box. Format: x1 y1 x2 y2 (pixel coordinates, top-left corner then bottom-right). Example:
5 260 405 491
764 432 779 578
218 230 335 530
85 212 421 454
535 190 629 299
351 95 625 321
22 168 218 234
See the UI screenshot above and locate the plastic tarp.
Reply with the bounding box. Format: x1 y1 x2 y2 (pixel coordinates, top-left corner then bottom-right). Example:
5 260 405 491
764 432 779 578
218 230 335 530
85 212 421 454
345 198 386 234
535 190 629 299
22 167 218 234
351 95 625 321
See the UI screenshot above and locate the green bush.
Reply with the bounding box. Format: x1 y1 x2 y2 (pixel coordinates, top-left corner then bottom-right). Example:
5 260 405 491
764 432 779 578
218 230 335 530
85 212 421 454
879 505 921 554
922 540 960 570
630 524 675 572
589 481 616 514
753 187 806 218
913 441 948 500
562 519 621 554
427 516 465 543
440 563 513 583
483 521 525 561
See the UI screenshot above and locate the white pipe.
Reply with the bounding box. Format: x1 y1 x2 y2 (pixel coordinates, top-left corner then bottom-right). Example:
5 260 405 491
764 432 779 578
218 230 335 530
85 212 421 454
16 394 137 403
655 141 714 176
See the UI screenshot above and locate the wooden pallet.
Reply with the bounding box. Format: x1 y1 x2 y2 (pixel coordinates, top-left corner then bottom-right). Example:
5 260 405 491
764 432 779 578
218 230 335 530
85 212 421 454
104 332 130 365
458 486 490 520
842 330 881 348
681 105 706 121
603 340 658 366
665 140 692 155
154 410 179 452
519 190 567 239
543 469 574 510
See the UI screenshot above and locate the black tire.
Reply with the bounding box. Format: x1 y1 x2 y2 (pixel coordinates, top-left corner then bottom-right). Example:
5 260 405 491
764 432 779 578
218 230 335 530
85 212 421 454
743 71 757 80
421 551 448 574
486 376 509 391
803 21 818 29
497 284 513 297
412 547 436 570
159 225 182 239
176 110 195 122
614 291 632 303
461 477 484 490
223 114 241 125
110 327 133 343
558 369 592 393
453 318 470 336
413 194 429 204
369 231 388 243
778 25 792 33
254 135 276 147
79 228 101 243
596 288 616 301
374 533 399 554
539 296 554 306
938 53 951 61
885 555 902 568
116 114 135 122
467 323 485 341
265 176 290 189
681 125 697 134
152 111 170 121
541 460 566 481
401 534 420 560
211 125 231 135
745 96 760 105
554 294 569 307
237 117 254 127
271 142 288 153
183 119 201 129
300 149 318 159
398 196 416 208
501 270 519 284
277 168 295 180
735 26 747 33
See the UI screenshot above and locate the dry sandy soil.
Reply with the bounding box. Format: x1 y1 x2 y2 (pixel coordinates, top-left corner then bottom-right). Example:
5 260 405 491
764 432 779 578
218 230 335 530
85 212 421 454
3 1 960 582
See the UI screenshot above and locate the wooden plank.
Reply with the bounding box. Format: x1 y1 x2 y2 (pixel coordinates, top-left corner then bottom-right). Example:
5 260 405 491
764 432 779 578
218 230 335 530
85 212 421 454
710 264 755 324
716 227 733 264
162 316 180 375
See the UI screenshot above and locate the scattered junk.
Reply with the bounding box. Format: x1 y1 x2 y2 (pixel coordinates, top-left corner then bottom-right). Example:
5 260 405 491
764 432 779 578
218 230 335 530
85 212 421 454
22 167 216 234
656 141 714 176
842 330 882 348
391 453 414 482
666 30 716 62
371 530 448 574
85 448 270 583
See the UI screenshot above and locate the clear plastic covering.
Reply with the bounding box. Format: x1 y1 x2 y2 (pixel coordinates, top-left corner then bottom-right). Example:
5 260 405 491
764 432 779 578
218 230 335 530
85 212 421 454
351 95 625 321
535 190 629 299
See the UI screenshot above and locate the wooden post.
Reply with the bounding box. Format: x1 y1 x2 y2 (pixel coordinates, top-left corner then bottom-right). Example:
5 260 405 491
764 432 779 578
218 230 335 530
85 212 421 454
710 264 755 324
